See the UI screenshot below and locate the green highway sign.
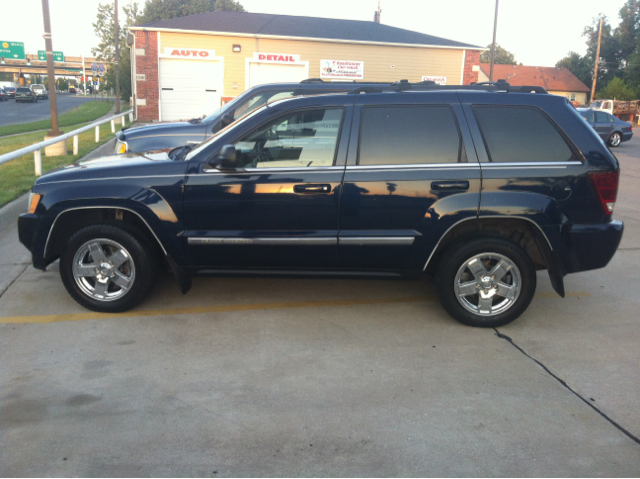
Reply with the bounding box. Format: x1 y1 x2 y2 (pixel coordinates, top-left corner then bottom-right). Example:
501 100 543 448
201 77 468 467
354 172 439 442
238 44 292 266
0 41 25 60
38 50 64 62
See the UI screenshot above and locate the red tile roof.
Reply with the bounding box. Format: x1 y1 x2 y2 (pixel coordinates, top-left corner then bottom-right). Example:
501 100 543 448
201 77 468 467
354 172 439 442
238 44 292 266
479 64 590 93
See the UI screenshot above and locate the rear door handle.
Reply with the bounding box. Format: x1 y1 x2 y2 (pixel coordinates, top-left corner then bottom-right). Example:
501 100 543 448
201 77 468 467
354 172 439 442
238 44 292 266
294 184 332 194
431 181 469 191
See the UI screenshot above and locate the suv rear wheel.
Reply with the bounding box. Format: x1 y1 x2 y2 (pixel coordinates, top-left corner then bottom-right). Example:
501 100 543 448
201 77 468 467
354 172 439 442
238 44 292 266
436 237 537 327
60 224 157 312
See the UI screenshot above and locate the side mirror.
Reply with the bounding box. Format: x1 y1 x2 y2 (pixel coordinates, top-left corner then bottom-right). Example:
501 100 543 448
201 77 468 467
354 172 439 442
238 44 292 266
220 113 233 128
207 145 237 170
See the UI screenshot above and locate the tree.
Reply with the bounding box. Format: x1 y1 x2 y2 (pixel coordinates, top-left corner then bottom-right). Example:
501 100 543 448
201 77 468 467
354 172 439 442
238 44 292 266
583 16 621 90
615 0 640 62
556 52 594 90
479 44 519 65
596 77 636 100
56 78 69 91
0 72 14 81
92 2 140 101
137 0 245 24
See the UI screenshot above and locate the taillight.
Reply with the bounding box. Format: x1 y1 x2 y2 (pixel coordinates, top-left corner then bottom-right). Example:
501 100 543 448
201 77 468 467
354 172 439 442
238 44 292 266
588 171 619 215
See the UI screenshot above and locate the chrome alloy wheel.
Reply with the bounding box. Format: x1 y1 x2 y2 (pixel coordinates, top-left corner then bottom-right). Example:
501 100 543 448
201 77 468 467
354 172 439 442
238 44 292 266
72 239 136 302
610 132 621 147
454 252 521 317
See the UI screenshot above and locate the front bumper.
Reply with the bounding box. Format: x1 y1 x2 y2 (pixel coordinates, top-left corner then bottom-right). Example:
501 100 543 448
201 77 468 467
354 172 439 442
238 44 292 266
564 220 624 273
18 213 49 270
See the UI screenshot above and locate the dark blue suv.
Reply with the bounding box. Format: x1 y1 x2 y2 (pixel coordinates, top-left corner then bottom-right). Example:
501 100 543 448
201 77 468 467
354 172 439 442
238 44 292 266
18 81 623 327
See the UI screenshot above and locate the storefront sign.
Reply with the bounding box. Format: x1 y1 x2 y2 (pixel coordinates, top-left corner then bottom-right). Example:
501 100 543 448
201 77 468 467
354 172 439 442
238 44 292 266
421 76 447 85
254 52 301 63
320 59 364 80
162 48 217 59
136 74 146 81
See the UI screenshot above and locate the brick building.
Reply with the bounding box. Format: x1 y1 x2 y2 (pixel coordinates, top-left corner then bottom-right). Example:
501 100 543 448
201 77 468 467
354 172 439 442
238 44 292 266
129 11 483 122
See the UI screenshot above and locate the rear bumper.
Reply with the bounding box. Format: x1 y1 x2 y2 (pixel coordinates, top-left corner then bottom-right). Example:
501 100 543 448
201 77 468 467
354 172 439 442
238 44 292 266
563 220 624 273
622 131 633 142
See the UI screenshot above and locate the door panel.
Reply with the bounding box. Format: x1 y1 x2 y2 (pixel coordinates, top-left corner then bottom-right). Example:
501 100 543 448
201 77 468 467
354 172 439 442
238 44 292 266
339 95 481 271
183 106 352 269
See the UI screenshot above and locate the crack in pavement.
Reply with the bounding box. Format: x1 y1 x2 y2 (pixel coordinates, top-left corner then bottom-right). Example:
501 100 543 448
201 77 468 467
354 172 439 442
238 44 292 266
0 264 29 299
493 328 640 446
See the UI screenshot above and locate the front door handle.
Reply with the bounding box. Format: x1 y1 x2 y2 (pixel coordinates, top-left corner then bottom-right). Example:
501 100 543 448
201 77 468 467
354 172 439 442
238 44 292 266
294 184 332 194
431 181 470 191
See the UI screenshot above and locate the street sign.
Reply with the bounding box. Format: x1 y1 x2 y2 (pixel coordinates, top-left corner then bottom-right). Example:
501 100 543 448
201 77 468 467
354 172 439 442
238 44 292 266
97 63 106 76
37 50 64 62
92 75 98 82
99 76 105 83
0 41 25 60
93 81 98 86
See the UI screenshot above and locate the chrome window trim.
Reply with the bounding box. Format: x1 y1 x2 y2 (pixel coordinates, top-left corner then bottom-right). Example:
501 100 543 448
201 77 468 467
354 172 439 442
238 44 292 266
44 206 168 257
338 236 415 246
201 166 345 174
346 164 480 171
481 161 582 167
422 215 554 271
188 237 337 246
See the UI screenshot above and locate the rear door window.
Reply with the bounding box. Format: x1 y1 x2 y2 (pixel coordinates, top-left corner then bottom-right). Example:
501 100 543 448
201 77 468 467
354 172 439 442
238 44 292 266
473 106 574 163
358 106 462 165
595 112 615 123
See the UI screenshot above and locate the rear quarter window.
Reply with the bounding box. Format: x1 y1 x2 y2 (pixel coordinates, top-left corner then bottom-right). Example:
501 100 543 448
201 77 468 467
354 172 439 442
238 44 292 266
473 106 575 163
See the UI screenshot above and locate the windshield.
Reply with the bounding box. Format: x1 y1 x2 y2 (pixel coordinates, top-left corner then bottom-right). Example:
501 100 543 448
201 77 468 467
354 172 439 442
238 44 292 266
590 101 602 108
185 105 268 161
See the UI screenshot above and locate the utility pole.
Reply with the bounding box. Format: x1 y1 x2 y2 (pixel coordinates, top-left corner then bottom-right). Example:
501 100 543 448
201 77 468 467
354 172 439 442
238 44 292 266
489 0 499 81
41 0 60 136
590 17 603 101
373 0 381 23
114 0 121 113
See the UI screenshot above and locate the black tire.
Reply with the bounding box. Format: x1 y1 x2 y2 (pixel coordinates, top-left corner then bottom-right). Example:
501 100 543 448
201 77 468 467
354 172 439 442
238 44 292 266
60 224 158 313
436 237 537 328
607 131 622 147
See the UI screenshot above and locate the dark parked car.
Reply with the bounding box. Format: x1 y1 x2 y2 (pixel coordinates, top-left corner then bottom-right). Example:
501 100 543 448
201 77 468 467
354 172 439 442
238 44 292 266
15 87 37 103
577 108 632 147
115 79 424 154
18 81 623 327
3 86 16 99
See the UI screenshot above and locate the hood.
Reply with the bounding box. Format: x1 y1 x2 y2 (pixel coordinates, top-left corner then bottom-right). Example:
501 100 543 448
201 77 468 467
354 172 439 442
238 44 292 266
36 148 175 184
120 119 208 139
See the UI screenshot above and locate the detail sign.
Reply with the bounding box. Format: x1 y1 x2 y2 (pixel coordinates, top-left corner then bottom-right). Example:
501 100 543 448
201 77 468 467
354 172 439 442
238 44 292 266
135 73 146 81
0 41 25 60
254 52 300 63
161 47 217 59
38 50 64 62
320 59 364 80
421 75 447 85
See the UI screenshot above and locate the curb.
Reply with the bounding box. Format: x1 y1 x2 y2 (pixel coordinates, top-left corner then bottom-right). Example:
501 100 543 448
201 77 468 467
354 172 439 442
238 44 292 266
0 193 28 235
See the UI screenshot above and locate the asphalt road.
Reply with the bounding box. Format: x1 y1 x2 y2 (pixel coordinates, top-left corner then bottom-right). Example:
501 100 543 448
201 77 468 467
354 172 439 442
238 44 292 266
0 93 100 128
0 137 639 476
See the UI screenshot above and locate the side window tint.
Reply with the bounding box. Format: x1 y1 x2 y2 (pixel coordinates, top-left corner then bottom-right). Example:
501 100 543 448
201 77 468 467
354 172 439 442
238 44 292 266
581 111 595 123
473 106 574 163
359 106 461 165
233 108 343 168
233 90 295 120
596 112 615 123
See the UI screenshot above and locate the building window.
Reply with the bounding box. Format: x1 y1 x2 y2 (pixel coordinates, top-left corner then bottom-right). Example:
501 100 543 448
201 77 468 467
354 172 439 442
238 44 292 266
570 93 576 101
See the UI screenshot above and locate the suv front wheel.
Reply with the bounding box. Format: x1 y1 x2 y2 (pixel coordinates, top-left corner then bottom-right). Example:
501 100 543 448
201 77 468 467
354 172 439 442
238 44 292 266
60 224 157 312
436 237 537 327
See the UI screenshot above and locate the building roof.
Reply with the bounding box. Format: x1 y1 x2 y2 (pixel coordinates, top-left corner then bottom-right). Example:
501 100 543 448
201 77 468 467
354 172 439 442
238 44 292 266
133 11 481 49
479 63 590 93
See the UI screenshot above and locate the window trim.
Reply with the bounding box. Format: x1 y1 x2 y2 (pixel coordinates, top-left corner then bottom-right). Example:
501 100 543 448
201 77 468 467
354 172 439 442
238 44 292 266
472 104 583 164
206 106 346 170
356 104 465 167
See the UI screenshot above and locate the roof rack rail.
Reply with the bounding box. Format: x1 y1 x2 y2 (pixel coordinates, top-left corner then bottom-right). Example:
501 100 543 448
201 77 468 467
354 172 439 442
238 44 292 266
347 80 548 95
301 78 325 83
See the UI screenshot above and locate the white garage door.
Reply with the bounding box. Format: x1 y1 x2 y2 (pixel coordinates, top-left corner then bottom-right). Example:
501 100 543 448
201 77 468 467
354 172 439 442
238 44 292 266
159 58 222 121
247 62 308 88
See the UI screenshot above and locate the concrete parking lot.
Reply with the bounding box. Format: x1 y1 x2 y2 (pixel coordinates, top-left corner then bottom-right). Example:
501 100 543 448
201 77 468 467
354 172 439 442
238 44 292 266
0 138 639 476
0 93 100 127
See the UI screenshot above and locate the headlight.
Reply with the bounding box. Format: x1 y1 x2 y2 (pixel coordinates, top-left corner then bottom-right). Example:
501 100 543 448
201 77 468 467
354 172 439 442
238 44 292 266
28 192 42 214
115 140 128 154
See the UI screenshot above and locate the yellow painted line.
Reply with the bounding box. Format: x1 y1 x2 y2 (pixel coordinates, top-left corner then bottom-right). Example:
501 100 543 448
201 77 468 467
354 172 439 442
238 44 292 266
0 291 590 325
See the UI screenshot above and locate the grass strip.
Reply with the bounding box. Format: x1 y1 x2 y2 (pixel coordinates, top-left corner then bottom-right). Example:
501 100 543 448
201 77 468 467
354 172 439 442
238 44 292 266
0 120 131 207
0 100 114 136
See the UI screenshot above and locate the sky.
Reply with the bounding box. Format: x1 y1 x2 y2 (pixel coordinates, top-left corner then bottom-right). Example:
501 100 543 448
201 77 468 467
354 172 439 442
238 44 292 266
1 0 627 67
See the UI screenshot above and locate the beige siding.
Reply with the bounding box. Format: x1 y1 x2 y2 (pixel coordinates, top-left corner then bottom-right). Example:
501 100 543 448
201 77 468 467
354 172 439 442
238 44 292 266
549 91 588 106
158 32 464 98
